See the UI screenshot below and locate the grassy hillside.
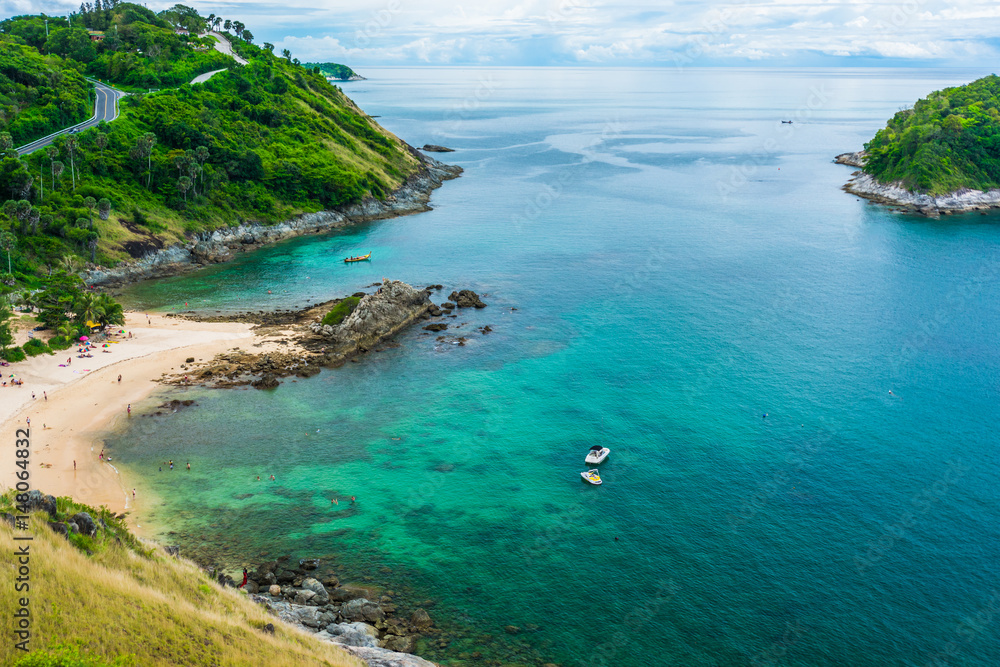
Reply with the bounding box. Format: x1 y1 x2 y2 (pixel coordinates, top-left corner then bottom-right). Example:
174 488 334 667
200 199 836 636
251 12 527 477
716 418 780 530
0 493 362 666
0 6 423 286
0 36 92 145
863 74 1000 194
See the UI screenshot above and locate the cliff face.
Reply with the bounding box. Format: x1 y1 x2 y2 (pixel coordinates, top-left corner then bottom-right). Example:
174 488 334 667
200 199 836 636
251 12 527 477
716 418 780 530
83 158 461 287
312 279 431 359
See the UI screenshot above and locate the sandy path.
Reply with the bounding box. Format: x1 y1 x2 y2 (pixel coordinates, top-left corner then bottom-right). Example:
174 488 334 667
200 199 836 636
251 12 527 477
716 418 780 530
0 312 253 517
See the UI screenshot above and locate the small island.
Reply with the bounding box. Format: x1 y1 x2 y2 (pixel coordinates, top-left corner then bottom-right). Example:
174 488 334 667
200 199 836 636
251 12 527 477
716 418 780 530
839 74 1000 216
304 62 367 81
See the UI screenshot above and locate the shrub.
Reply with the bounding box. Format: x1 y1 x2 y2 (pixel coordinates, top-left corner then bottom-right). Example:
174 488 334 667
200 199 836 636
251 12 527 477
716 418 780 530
321 296 360 326
48 335 73 350
23 338 53 356
2 346 27 362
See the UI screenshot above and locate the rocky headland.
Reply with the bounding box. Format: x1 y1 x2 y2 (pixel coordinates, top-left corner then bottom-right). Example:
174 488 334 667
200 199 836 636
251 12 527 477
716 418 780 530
836 151 1000 217
83 156 461 288
162 282 490 389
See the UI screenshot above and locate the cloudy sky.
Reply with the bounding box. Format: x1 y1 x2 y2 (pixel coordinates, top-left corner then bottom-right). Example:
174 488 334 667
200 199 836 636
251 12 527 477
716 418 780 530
8 0 1000 66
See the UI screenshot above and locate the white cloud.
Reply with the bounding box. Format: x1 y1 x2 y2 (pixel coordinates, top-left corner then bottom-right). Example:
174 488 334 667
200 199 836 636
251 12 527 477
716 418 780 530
11 0 1000 66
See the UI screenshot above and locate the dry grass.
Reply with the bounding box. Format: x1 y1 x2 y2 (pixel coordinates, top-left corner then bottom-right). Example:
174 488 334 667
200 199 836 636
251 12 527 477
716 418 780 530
0 513 364 667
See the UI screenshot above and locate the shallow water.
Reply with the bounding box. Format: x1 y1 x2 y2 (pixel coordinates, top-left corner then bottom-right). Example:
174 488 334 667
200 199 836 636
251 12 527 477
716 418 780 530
112 67 1000 666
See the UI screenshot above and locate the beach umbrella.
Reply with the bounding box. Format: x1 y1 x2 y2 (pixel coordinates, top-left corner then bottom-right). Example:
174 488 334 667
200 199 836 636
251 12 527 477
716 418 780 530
80 335 89 341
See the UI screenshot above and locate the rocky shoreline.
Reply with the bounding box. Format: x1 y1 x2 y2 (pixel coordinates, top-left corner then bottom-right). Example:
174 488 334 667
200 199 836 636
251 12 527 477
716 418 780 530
203 554 438 666
83 156 461 288
160 282 491 389
836 151 1000 217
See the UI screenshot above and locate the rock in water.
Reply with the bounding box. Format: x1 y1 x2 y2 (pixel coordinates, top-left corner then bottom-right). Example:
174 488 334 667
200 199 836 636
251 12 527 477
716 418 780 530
410 608 432 629
421 144 455 152
447 290 486 308
312 280 432 359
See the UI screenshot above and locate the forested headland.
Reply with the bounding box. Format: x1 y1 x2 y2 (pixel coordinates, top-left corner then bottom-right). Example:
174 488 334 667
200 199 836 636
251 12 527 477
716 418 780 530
863 74 1000 195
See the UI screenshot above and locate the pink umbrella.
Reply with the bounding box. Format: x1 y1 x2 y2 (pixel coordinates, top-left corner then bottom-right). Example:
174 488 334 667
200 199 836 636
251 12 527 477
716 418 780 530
80 336 89 341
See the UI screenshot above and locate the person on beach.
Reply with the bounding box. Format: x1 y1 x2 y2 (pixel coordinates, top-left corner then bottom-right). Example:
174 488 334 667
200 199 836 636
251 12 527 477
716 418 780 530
26 417 30 427
238 568 248 588
73 460 76 471
132 488 136 500
186 462 190 470
99 450 104 461
169 461 174 470
43 391 47 401
127 404 131 415
31 392 35 399
118 374 122 383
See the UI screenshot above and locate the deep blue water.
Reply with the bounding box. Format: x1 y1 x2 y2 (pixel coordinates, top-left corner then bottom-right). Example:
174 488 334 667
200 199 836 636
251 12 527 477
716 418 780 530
113 67 1000 666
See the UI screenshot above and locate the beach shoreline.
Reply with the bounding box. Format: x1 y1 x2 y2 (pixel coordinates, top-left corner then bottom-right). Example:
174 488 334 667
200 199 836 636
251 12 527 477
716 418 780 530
0 312 256 525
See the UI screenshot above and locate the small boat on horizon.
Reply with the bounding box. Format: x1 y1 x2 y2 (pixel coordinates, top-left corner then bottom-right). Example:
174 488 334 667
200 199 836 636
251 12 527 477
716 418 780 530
585 445 610 465
344 252 372 263
781 120 793 124
581 469 602 485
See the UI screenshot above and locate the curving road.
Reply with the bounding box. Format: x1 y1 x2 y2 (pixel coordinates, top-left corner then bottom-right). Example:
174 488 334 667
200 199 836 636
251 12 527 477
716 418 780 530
16 80 125 156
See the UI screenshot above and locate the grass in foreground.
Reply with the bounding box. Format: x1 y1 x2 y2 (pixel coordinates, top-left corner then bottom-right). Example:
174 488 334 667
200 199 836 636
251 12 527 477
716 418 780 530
0 498 363 667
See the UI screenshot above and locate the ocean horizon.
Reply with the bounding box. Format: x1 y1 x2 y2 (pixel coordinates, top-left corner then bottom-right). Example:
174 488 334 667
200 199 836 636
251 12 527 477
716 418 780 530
110 66 1000 666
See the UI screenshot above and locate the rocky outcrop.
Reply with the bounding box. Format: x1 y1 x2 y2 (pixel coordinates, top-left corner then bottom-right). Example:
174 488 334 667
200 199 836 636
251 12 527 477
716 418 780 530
447 290 486 309
83 157 461 287
843 171 1000 217
310 280 432 360
421 145 454 153
837 151 1000 216
834 151 867 167
342 646 439 667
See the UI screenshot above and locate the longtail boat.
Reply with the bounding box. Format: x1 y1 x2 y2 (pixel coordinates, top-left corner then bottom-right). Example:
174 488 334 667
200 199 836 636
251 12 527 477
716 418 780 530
344 252 372 263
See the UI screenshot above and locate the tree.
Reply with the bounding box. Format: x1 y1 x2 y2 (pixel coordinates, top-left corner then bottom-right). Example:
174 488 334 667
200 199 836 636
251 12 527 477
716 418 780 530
130 132 157 188
87 233 99 263
45 27 97 62
232 21 244 37
0 231 14 274
52 161 65 190
46 146 59 191
177 175 192 201
95 133 108 156
0 133 12 152
97 198 111 220
65 135 79 191
242 30 253 44
14 200 31 234
0 301 13 356
95 293 123 326
73 290 100 325
281 48 291 61
84 196 97 228
194 145 209 189
213 16 222 30
262 42 274 53
223 19 231 31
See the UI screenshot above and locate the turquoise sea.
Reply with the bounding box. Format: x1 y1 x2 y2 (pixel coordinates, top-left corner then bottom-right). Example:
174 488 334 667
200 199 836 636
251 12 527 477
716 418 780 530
110 68 1000 666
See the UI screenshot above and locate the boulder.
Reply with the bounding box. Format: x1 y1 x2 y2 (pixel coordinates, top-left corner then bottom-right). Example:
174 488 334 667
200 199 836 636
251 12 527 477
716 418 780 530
410 608 432 629
423 323 447 332
341 598 385 624
294 589 318 605
382 635 416 653
268 585 282 596
330 584 375 602
26 490 58 518
341 646 439 667
299 558 321 571
70 512 97 536
244 580 259 594
48 522 68 536
295 606 325 628
301 577 329 602
252 374 280 390
164 545 180 557
421 144 455 153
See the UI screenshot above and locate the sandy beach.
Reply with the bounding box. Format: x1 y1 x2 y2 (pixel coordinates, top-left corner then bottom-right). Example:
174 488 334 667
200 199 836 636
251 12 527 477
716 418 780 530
0 312 254 519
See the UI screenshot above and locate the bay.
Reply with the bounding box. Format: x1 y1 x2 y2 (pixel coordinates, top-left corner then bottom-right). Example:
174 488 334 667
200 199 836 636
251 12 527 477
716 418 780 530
111 67 1000 666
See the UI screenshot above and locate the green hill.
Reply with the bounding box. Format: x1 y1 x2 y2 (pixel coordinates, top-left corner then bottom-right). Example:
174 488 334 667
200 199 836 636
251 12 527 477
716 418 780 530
0 5 423 287
0 35 92 145
0 492 362 666
863 74 1000 194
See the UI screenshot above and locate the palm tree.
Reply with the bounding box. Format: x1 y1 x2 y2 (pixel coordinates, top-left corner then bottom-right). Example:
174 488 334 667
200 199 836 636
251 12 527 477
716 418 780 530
242 30 253 44
52 161 64 190
0 231 15 274
59 255 79 274
177 176 192 201
84 196 97 228
65 135 79 191
223 19 231 31
73 291 101 326
95 293 123 326
213 16 222 31
282 48 291 61
46 146 59 190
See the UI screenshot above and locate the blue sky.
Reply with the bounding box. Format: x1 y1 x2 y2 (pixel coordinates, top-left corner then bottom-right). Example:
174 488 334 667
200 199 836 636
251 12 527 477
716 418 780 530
9 0 1000 66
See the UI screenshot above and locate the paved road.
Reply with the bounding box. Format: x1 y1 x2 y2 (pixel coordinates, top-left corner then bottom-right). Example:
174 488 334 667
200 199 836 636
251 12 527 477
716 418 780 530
203 31 248 66
17 80 125 156
191 68 227 85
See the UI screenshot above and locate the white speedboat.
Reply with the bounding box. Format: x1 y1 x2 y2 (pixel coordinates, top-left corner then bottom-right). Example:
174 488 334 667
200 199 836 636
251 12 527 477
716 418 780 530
581 469 602 485
585 445 610 465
